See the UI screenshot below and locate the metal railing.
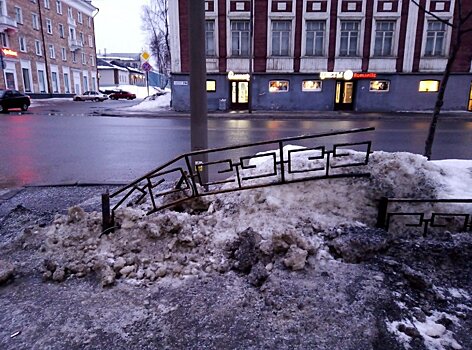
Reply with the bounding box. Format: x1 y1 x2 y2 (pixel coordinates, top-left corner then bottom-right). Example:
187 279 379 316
376 197 472 236
101 127 375 232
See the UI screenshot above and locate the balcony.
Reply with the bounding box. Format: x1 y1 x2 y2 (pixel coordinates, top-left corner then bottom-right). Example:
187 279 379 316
68 38 83 51
0 15 17 33
67 16 76 26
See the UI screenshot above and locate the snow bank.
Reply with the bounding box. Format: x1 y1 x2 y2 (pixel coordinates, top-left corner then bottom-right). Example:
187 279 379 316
124 92 171 111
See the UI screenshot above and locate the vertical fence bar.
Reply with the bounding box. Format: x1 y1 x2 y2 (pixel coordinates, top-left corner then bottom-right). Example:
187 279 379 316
102 191 111 232
376 197 389 229
279 141 285 183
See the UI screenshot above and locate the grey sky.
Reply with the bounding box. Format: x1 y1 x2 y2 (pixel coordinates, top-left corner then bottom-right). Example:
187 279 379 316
93 0 149 55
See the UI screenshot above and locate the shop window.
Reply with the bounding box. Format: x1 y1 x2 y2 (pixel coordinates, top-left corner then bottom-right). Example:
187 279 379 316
369 80 390 92
302 80 322 92
419 80 439 92
468 83 472 112
269 80 289 92
206 80 216 92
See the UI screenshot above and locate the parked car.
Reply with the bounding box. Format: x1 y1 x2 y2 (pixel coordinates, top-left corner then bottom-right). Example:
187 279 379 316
109 90 136 100
0 89 30 112
73 91 109 102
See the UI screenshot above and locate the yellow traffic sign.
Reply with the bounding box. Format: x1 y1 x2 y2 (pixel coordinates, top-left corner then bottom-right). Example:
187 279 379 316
141 51 150 61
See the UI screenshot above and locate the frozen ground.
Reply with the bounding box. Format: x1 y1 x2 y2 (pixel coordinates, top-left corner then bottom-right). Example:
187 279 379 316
0 150 471 350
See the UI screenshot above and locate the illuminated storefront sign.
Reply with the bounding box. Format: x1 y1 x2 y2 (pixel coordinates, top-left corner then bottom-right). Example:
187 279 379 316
353 72 377 79
1 48 18 58
228 71 250 81
320 70 353 81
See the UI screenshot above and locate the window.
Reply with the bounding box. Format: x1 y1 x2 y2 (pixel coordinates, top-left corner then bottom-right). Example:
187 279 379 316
67 7 72 19
271 20 291 56
61 47 66 61
32 13 39 30
302 80 322 92
44 0 50 9
46 19 52 34
56 0 62 14
206 80 216 92
88 35 93 47
38 70 46 92
0 32 7 47
69 26 76 40
77 11 82 23
425 21 446 56
52 72 58 93
15 6 23 24
63 73 70 93
48 44 55 58
89 55 94 66
339 21 360 56
81 52 86 64
83 75 88 91
205 20 216 56
79 32 84 45
19 37 27 52
369 80 390 92
305 21 325 56
5 72 15 89
22 68 32 92
419 80 439 92
469 83 472 112
59 23 64 38
88 16 92 28
231 20 250 56
374 21 395 56
35 40 42 55
269 80 289 92
72 51 76 63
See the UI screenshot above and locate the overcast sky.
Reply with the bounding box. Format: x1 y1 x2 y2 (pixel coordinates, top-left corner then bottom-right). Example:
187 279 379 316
93 0 150 55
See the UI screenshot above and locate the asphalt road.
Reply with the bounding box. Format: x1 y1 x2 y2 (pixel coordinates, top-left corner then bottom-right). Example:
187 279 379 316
0 99 471 188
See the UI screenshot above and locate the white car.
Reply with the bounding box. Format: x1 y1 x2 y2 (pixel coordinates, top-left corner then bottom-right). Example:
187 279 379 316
73 91 109 102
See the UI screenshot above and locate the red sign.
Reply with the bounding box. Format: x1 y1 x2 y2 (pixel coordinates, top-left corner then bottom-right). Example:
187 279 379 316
353 72 377 79
141 61 152 72
1 48 18 58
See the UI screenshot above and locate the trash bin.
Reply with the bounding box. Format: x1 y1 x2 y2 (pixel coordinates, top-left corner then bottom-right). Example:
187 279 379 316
218 98 227 111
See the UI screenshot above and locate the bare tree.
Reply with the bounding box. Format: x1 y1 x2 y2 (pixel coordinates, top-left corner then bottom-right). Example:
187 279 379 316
412 0 472 159
141 0 171 77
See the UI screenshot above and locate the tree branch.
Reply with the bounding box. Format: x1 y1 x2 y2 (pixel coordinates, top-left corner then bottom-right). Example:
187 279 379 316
410 0 455 27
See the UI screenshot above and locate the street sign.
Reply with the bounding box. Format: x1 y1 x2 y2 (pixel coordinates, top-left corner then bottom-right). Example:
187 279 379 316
142 61 152 72
141 51 150 61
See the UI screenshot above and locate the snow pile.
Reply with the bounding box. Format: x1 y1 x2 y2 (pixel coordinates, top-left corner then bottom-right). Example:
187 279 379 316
100 84 166 99
124 91 171 111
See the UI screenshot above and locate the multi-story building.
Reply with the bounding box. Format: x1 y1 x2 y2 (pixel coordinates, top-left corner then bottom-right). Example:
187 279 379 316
0 0 98 97
169 0 472 112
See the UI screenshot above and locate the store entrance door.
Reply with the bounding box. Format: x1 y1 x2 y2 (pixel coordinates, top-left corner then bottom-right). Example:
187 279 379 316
230 81 249 110
334 80 355 110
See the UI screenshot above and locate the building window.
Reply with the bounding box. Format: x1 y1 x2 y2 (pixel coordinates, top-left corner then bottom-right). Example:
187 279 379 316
425 21 446 56
339 21 360 56
64 73 70 93
271 20 291 56
61 47 66 61
206 80 216 92
374 21 395 56
88 16 92 28
269 80 289 92
205 20 216 56
34 40 42 55
79 32 84 45
59 23 64 38
77 11 83 23
52 72 59 92
419 80 440 92
46 18 53 34
19 37 27 52
468 83 472 112
83 75 88 90
5 72 15 89
369 80 390 92
22 68 32 92
0 32 7 47
89 55 94 66
81 52 86 64
72 51 76 63
302 80 322 91
88 34 93 47
231 20 250 56
48 44 55 58
32 13 39 30
44 0 50 9
305 20 325 56
15 6 23 24
56 0 62 14
38 70 46 92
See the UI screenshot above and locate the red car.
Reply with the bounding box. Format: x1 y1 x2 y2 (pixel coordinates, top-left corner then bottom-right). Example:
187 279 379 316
109 90 136 100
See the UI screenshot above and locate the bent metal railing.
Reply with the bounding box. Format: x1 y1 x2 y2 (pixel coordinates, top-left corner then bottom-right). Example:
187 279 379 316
376 197 472 236
101 127 375 232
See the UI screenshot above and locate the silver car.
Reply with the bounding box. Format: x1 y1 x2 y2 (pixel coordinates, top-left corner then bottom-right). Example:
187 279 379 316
73 90 109 102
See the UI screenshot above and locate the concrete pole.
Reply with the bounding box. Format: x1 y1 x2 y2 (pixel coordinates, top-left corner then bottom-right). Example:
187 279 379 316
188 0 208 184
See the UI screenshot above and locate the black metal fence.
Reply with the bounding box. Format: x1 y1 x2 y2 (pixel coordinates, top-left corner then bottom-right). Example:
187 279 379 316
101 127 375 231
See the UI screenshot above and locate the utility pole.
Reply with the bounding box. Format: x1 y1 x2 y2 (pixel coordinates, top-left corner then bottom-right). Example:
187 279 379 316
188 0 208 184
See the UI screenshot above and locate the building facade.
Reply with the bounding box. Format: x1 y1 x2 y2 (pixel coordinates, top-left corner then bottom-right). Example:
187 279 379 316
0 0 98 97
169 0 472 112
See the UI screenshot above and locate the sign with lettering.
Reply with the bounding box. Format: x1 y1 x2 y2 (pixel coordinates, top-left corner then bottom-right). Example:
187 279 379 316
319 70 353 81
353 72 377 79
228 71 250 81
1 48 18 58
174 81 189 86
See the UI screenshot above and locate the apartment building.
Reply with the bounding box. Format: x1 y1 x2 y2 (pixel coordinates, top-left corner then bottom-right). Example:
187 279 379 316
0 0 98 96
169 0 472 112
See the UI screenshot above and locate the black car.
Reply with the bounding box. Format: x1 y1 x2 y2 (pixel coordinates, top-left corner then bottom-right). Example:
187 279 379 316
0 89 31 112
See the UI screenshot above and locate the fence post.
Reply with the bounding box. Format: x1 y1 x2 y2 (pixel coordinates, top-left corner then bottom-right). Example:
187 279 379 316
102 191 112 233
376 197 389 229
